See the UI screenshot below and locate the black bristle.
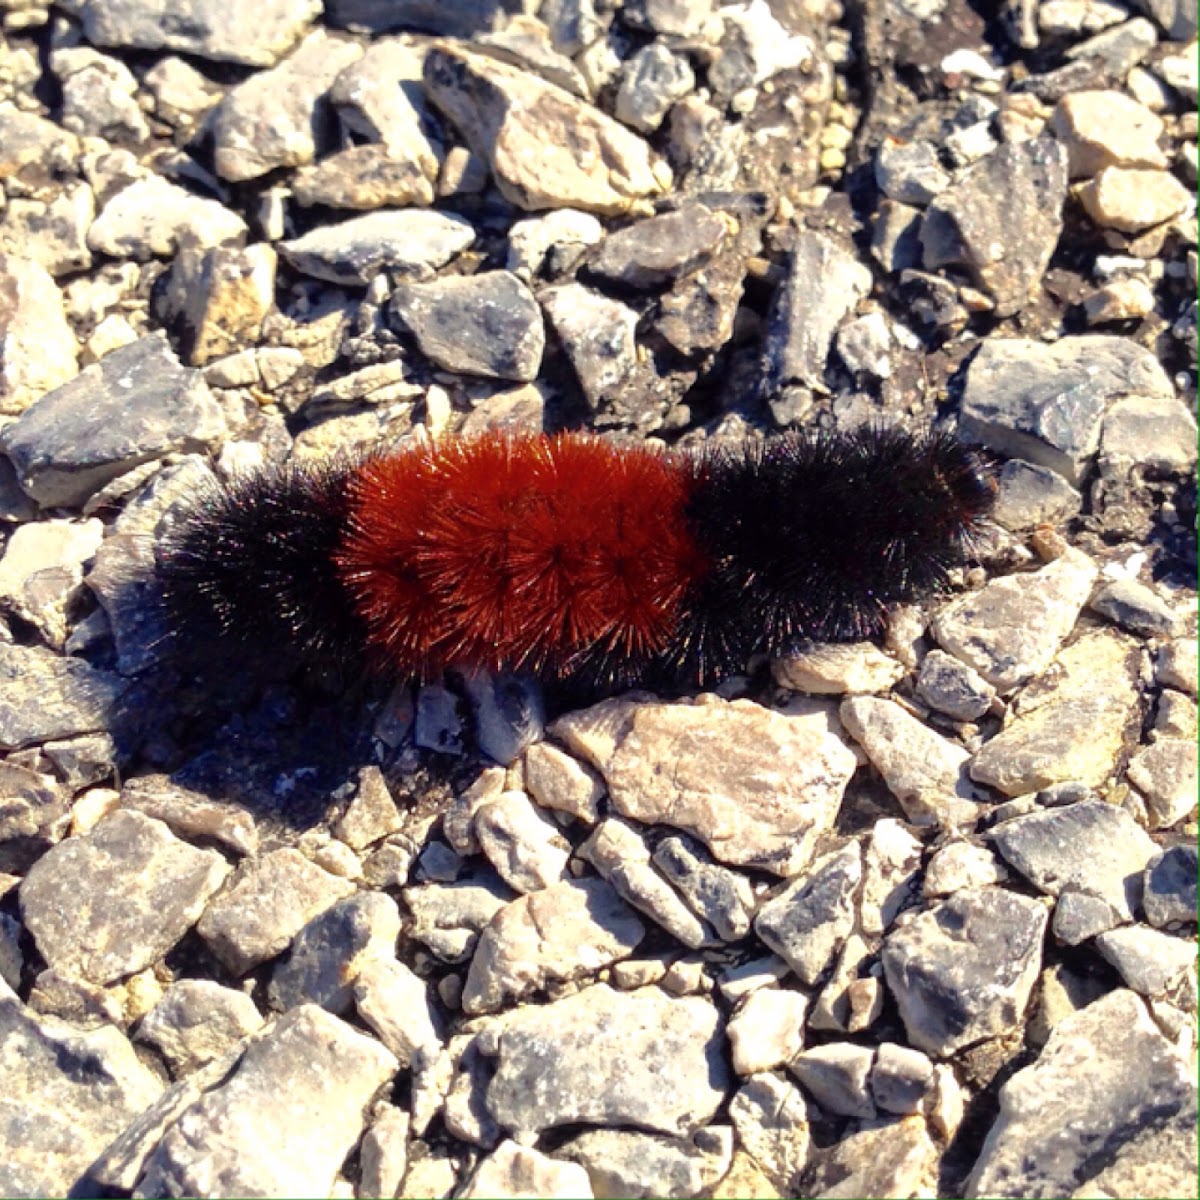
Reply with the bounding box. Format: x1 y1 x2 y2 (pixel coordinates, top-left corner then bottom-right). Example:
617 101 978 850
156 456 367 670
675 427 995 679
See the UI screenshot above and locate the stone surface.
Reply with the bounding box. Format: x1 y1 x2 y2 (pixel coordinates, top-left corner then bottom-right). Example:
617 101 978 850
484 983 727 1137
1094 924 1197 995
462 877 645 1014
1127 737 1198 828
773 641 905 695
0 332 225 509
970 630 1142 796
196 848 356 975
1092 577 1180 637
404 875 512 963
871 1042 935 1115
965 988 1197 1198
807 1116 939 1200
425 44 663 215
0 184 95 279
136 1005 397 1198
462 1139 594 1199
790 1042 877 1119
120 775 258 858
390 271 544 382
557 1127 730 1199
916 649 996 720
921 136 1068 316
755 842 862 984
932 548 1099 691
136 980 264 1078
20 810 228 986
1143 845 1198 928
0 982 164 1198
474 790 571 893
727 1072 810 1195
959 336 1173 484
280 210 475 285
539 283 640 409
882 887 1048 1057
294 143 435 209
1078 166 1193 232
588 203 725 289
924 842 1009 897
616 43 695 133
333 766 403 850
991 459 1083 531
507 209 605 281
353 954 442 1068
1100 393 1199 474
576 696 857 877
522 741 604 823
652 835 756 942
1051 90 1167 177
727 986 808 1075
0 253 79 416
989 798 1158 920
359 1104 410 1200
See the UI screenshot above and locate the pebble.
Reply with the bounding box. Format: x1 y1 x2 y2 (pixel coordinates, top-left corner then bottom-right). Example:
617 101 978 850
136 1004 397 1198
871 1041 935 1115
507 209 604 282
293 143 435 209
1078 165 1193 233
651 835 756 941
772 641 905 695
1126 738 1199 828
522 741 604 823
0 981 164 1197
959 334 1174 483
1091 576 1180 637
1049 90 1168 176
1099 393 1199 473
965 989 1197 1197
484 983 727 1137
0 183 95 279
359 1103 410 1200
142 56 222 129
461 1139 594 1199
708 0 814 96
589 203 726 289
616 44 695 133
916 649 996 720
279 210 475 286
882 887 1048 1056
924 842 1009 897
0 331 226 509
462 877 645 1014
790 1041 876 1119
860 818 924 935
390 271 545 382
539 283 640 410
1143 845 1199 928
727 1072 809 1194
353 955 442 1067
970 629 1142 796
474 790 571 892
0 762 64 845
424 44 664 215
755 842 861 984
333 765 403 850
0 253 79 416
1157 638 1198 695
403 875 512 963
54 47 149 143
840 695 979 826
1051 889 1125 943
556 1127 730 1199
727 987 808 1074
119 774 258 858
835 310 893 379
807 1117 940 1200
932 547 1099 691
135 980 264 1077
989 797 1158 919
875 138 951 205
1094 923 1196 995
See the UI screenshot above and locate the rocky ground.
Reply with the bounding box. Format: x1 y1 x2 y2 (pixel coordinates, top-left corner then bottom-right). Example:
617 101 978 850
1 0 1198 1197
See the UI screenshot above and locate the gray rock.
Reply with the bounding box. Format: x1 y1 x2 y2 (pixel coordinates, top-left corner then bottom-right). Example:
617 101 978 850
87 176 248 261
789 1042 876 1119
120 775 258 858
136 1005 397 1198
325 0 523 37
462 671 545 766
354 954 442 1067
589 203 725 289
20 810 229 986
1090 577 1181 638
414 684 465 755
0 982 164 1198
764 230 872 394
473 790 571 894
0 184 95 279
965 988 1197 1198
211 31 363 181
135 979 264 1077
835 310 893 379
1051 890 1125 944
1143 845 1199 928
0 914 19 991
0 642 127 751
652 835 756 942
280 210 475 286
404 875 513 963
359 1104 410 1200
485 983 727 1137
539 283 640 409
269 892 402 1013
990 799 1159 921
755 842 862 984
881 887 1047 1057
616 43 695 134
1100 393 1199 475
726 986 808 1074
807 1116 940 1200
871 1041 935 1115
196 848 356 975
875 138 951 205
557 1126 732 1199
0 332 225 509
707 0 814 95
507 209 605 282
959 335 1174 484
79 0 320 67
54 47 149 143
916 649 996 721
1018 18 1158 102
0 760 66 845
931 547 1098 691
871 199 924 272
390 271 545 382
0 253 79 416
921 137 1068 317
727 1072 811 1195
1132 0 1199 39
475 16 590 97
293 144 435 210
991 459 1082 531
1094 924 1197 995
860 818 925 936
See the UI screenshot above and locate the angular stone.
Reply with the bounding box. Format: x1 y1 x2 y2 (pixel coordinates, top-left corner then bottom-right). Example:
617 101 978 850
136 979 264 1077
0 109 79 184
522 741 604 823
354 954 442 1067
120 775 258 858
211 31 363 181
1143 845 1197 929
425 44 664 215
87 176 247 261
1100 393 1199 474
508 209 605 282
461 1139 594 1199
871 1042 935 1115
727 987 807 1075
932 548 1099 691
473 790 570 894
959 336 1174 484
0 762 65 846
20 810 229 986
807 1116 939 1199
755 842 862 984
1092 577 1181 638
196 848 356 975
1094 925 1197 995
0 184 95 279
325 0 523 37
875 137 951 205
991 459 1083 531
557 1127 730 1199
652 835 756 942
966 989 1197 1197
773 641 905 696
404 875 513 963
1050 90 1167 177
0 254 78 417
136 1005 397 1198
280 210 475 286
591 696 857 877
0 983 164 1198
728 1072 810 1195
539 282 639 409
0 642 127 751
1127 737 1198 829
1078 166 1192 232
485 983 727 1137
0 332 225 509
789 1042 876 1119
333 765 403 851
922 136 1068 317
882 887 1048 1057
708 0 815 95
916 649 996 721
589 203 725 289
79 0 320 67
463 877 644 1014
359 1103 410 1200
970 630 1142 796
390 271 544 382
294 143 435 209
615 43 695 134
860 818 925 935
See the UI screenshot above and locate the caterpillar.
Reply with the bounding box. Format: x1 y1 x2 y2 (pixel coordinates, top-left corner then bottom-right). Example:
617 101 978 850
156 427 996 689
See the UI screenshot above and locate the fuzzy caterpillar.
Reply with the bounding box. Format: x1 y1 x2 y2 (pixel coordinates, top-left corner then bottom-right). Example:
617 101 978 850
157 427 995 688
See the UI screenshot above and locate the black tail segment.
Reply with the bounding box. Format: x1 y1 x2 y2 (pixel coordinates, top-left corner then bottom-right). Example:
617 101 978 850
156 455 369 674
